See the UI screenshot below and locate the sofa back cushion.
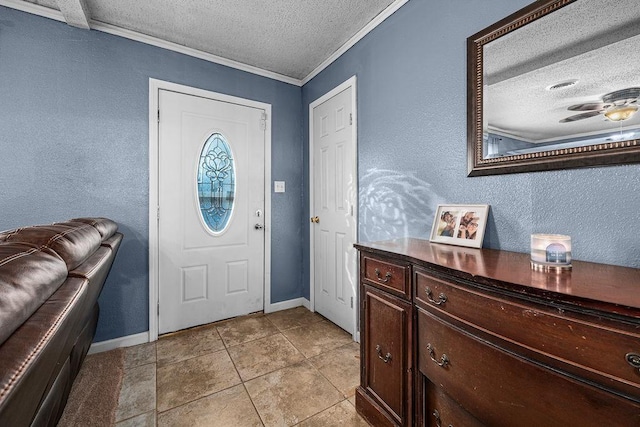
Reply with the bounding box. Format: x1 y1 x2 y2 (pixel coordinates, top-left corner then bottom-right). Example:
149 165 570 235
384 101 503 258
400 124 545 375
0 243 68 345
0 224 101 271
68 218 118 242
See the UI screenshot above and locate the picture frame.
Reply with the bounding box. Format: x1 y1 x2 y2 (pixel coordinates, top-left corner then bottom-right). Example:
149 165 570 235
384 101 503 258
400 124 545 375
429 204 490 249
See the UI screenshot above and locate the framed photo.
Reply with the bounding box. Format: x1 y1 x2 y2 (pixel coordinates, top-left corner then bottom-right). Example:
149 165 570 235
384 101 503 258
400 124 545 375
429 204 490 249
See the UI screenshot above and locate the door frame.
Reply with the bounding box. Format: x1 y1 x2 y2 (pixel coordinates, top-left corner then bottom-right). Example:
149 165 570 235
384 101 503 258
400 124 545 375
308 75 358 340
148 78 272 341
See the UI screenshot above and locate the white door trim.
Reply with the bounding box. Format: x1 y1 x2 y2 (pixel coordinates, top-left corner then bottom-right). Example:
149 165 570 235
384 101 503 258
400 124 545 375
308 76 358 340
149 78 272 342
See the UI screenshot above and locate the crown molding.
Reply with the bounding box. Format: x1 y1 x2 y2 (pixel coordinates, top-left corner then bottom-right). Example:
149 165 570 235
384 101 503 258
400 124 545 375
0 0 301 85
0 0 65 22
1 0 410 87
91 21 301 86
300 0 409 85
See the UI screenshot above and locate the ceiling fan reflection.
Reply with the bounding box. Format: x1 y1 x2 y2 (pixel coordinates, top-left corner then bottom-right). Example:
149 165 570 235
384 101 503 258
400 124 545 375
560 87 640 123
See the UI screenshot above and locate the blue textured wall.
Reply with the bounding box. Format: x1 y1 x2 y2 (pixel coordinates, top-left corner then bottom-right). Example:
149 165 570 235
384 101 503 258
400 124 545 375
301 0 640 300
3 0 640 337
0 7 304 341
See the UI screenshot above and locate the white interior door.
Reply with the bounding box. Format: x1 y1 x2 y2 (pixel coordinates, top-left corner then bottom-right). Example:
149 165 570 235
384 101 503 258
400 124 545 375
311 84 357 334
158 89 265 334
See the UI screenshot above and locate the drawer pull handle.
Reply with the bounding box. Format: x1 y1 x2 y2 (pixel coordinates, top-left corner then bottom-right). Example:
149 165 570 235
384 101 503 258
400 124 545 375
426 343 449 368
375 344 392 363
626 353 640 372
433 409 453 427
374 268 392 283
425 287 447 306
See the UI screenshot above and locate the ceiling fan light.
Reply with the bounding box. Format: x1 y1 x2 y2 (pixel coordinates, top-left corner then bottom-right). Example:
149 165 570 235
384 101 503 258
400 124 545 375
604 105 638 122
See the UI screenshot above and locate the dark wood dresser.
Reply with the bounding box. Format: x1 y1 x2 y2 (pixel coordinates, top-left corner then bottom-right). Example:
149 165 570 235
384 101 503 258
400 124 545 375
354 238 640 427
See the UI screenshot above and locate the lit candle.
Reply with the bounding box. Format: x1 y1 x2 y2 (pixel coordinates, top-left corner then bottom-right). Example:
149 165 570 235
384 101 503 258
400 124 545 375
531 234 572 271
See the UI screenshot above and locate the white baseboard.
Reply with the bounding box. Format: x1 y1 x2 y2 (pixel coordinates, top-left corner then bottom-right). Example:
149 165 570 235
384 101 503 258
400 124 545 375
88 331 149 354
264 297 310 314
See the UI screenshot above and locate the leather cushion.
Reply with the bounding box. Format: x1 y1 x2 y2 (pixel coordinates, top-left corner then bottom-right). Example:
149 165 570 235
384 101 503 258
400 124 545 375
0 277 87 426
0 243 68 346
1 224 101 271
0 230 16 242
68 246 116 337
69 218 118 241
100 233 123 250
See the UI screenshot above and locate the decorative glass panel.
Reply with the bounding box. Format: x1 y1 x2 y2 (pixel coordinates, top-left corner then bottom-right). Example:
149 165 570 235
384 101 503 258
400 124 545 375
197 133 235 233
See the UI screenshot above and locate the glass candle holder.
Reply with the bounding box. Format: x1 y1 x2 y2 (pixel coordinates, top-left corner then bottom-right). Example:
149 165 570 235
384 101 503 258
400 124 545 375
531 234 572 271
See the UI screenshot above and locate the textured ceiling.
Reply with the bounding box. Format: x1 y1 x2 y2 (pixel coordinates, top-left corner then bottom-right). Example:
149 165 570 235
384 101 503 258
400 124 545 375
485 0 640 143
15 0 399 81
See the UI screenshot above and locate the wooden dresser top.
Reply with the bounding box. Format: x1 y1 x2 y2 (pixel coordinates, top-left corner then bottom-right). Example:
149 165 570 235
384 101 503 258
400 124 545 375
355 238 640 319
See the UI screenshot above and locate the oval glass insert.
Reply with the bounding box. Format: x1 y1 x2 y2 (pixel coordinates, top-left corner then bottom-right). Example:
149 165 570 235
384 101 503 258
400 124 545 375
197 133 235 234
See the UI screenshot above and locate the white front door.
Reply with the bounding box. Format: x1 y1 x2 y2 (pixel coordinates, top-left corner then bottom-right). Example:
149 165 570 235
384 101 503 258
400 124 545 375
311 82 357 335
158 89 265 334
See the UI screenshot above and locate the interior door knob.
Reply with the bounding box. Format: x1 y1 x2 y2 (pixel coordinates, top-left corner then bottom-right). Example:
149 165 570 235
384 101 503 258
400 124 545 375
255 223 264 230
310 216 320 223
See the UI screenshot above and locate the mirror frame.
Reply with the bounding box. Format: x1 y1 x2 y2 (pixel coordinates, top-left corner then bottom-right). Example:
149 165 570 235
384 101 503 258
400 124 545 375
467 0 640 176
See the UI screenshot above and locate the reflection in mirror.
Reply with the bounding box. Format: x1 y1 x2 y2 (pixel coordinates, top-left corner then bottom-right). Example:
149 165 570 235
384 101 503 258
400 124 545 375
468 0 640 175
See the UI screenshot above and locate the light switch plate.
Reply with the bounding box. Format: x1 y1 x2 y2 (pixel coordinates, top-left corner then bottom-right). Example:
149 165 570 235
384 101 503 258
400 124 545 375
274 181 285 193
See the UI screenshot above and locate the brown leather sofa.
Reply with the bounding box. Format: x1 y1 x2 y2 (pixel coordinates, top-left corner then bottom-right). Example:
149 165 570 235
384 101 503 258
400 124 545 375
0 218 123 427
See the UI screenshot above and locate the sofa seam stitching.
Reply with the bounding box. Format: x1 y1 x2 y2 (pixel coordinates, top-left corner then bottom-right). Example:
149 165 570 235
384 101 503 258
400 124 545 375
44 225 93 247
0 281 86 398
0 247 43 267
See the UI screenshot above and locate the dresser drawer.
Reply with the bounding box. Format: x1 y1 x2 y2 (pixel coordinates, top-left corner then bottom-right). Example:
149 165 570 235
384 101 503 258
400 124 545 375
422 379 483 427
362 255 411 298
417 308 640 427
414 267 640 399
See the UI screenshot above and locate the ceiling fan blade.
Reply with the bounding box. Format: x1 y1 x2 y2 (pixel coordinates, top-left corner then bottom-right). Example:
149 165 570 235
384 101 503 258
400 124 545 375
559 111 602 123
567 103 608 111
602 87 640 104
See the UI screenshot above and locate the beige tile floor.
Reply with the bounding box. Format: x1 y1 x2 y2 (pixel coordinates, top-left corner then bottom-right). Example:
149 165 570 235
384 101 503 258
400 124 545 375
114 307 371 427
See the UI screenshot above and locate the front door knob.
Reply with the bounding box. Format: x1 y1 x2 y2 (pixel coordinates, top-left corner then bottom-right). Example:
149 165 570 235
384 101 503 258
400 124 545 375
310 216 320 223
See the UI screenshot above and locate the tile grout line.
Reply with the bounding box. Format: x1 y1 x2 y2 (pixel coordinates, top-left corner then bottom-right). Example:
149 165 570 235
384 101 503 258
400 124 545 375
155 327 244 416
114 345 158 425
279 324 312 359
217 313 280 350
241 382 267 427
277 320 357 426
155 337 223 368
154 317 293 421
220 324 267 426
121 309 357 426
232 313 351 425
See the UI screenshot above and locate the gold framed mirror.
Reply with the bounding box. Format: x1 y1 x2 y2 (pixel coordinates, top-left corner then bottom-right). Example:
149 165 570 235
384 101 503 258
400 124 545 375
467 0 640 176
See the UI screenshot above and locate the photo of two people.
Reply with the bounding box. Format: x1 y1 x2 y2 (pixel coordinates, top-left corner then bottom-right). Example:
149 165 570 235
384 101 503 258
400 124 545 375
430 204 489 249
437 210 479 240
